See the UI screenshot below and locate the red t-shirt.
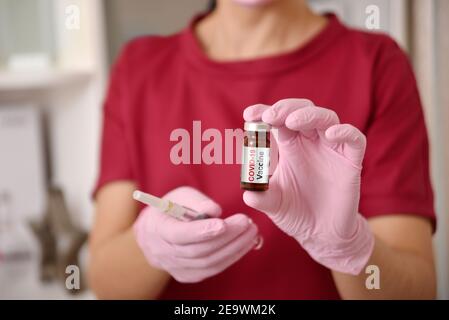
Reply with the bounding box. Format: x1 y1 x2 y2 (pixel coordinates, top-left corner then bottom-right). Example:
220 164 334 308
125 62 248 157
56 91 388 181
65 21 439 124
94 14 435 299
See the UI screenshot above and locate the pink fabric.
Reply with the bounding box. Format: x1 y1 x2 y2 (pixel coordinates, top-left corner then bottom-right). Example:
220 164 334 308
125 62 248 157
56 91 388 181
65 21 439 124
134 186 259 283
243 99 374 275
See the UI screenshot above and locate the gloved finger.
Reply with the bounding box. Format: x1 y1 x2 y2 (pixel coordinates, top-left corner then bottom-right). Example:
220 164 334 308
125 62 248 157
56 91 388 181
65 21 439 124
261 98 314 126
163 186 222 218
170 225 258 283
262 99 314 144
243 104 270 122
151 210 226 245
171 214 252 258
285 106 340 139
242 181 282 213
172 223 258 270
324 124 366 165
194 199 222 218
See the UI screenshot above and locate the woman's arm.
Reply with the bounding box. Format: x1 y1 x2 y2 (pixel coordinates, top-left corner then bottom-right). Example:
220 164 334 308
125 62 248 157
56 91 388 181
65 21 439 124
332 215 436 299
88 181 171 299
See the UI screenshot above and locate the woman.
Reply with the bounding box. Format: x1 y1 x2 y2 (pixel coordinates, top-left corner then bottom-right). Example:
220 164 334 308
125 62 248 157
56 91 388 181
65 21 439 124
88 0 436 299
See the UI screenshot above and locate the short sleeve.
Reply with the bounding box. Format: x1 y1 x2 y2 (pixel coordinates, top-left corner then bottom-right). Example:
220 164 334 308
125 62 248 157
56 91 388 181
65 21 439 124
359 37 436 230
92 45 136 198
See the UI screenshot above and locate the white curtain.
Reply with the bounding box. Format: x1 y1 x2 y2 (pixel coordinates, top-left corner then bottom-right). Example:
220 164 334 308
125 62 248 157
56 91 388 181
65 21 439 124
410 0 449 299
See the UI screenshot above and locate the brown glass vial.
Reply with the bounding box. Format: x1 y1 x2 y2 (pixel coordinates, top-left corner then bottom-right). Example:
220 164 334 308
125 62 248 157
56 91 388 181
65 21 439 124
240 121 271 191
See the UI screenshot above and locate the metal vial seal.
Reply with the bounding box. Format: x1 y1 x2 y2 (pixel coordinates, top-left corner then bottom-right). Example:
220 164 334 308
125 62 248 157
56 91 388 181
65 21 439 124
240 121 271 191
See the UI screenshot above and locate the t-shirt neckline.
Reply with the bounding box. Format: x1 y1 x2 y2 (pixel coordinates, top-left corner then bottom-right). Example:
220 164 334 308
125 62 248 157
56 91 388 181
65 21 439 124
181 13 346 77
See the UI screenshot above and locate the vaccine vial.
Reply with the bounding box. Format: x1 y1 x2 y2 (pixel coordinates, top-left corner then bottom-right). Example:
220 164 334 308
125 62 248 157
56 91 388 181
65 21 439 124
240 121 271 191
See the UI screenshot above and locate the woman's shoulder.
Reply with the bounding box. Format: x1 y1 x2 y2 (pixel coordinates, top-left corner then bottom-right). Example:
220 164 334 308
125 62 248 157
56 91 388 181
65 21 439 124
338 24 408 63
107 32 185 92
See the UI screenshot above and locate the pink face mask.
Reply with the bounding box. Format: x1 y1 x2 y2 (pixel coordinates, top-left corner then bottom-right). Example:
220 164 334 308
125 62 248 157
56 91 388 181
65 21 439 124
232 0 275 7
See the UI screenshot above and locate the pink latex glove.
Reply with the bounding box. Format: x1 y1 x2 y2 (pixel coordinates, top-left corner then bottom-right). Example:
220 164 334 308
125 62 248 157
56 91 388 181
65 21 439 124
243 99 375 275
134 186 259 283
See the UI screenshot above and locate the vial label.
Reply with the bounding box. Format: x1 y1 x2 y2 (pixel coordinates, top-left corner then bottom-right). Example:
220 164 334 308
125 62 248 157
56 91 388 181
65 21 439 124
241 147 270 184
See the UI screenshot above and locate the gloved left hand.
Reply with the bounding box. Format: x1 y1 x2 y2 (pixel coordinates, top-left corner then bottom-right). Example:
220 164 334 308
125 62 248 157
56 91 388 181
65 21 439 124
242 99 375 275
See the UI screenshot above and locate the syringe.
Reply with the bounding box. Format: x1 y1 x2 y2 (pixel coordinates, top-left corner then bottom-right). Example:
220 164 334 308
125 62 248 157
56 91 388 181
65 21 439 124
133 190 211 222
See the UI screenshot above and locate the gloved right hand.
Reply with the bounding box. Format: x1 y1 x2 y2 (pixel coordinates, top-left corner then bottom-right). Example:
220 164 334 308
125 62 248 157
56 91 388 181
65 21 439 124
242 99 374 275
133 186 259 283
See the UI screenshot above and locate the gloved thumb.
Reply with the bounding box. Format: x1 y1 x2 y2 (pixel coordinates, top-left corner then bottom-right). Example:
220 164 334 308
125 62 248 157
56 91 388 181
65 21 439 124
243 183 281 214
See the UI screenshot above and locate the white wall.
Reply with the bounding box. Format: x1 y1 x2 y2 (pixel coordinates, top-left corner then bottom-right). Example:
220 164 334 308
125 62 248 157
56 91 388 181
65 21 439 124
49 0 107 230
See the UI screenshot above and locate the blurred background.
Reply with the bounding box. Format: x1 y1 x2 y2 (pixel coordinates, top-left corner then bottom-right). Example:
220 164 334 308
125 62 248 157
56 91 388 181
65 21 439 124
0 0 448 299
